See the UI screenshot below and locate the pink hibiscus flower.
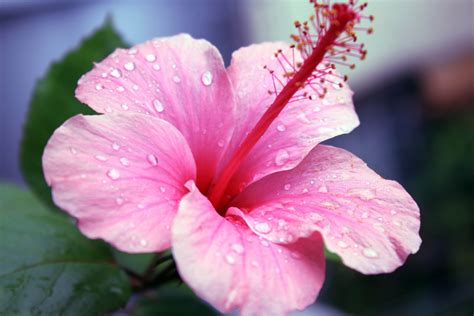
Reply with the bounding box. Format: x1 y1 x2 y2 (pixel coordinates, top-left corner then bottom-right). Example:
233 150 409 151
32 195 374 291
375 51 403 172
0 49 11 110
43 2 421 315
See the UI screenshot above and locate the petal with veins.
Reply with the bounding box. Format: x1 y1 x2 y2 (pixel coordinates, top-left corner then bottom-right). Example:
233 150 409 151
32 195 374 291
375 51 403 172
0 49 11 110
220 42 359 196
76 34 235 190
233 145 421 274
172 182 325 316
43 113 196 253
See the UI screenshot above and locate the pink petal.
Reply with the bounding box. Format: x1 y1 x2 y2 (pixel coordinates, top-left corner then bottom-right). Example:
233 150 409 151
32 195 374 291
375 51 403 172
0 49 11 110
43 113 196 252
232 145 421 274
172 181 325 316
76 34 235 190
220 42 359 195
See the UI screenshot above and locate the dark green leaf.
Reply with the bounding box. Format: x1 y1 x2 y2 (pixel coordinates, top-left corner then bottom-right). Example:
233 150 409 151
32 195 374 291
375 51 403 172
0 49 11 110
0 183 131 315
131 285 218 316
20 18 128 209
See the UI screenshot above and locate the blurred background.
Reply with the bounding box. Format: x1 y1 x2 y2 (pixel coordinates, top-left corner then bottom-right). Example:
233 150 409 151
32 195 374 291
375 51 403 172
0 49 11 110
1 0 473 315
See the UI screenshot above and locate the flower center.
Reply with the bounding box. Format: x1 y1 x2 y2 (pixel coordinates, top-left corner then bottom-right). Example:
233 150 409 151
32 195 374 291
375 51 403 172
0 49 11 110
208 1 371 213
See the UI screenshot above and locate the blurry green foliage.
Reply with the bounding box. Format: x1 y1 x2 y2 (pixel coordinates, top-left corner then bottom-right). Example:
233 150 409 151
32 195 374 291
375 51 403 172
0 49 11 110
0 183 131 315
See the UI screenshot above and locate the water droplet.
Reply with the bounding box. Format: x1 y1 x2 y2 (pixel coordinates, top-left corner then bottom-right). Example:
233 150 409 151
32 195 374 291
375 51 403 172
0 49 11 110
153 99 164 113
361 212 369 219
171 64 177 69
107 169 120 180
225 254 235 265
284 184 291 191
153 64 161 71
290 251 302 259
110 68 122 78
362 247 378 258
116 86 125 92
145 54 156 62
347 188 376 201
201 70 213 86
318 127 334 134
231 243 244 254
137 203 145 209
95 84 103 90
101 72 108 78
160 186 166 193
277 124 286 132
321 200 339 209
119 157 130 166
112 143 120 151
95 154 107 161
121 103 129 110
132 84 139 91
318 185 328 193
275 149 290 166
140 239 148 246
337 240 348 248
217 140 225 148
115 197 124 205
172 75 181 83
390 210 397 215
70 147 77 155
124 62 135 71
254 222 272 234
147 154 158 166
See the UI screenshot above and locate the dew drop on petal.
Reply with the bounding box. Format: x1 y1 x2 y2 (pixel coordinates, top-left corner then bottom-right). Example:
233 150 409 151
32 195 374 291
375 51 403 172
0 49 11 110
337 240 348 248
260 239 269 247
153 64 161 71
121 103 129 110
107 169 120 180
318 185 328 193
153 99 164 113
132 84 139 91
70 147 77 155
362 247 378 258
277 124 286 132
290 251 302 260
116 197 124 205
390 210 397 215
110 68 122 78
140 239 148 247
201 70 213 86
145 54 156 62
147 154 158 166
284 184 291 191
95 154 107 161
95 84 103 90
172 75 181 83
231 243 244 254
124 62 135 71
275 149 290 166
254 222 272 234
225 254 235 265
112 143 120 151
116 86 125 92
119 157 130 166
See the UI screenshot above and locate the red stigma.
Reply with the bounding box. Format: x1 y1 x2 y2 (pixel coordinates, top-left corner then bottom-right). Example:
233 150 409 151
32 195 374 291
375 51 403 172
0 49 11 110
208 1 373 212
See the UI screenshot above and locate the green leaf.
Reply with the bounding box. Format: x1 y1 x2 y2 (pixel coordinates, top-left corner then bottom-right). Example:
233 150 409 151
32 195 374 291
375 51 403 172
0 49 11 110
20 18 128 209
131 285 218 316
0 183 131 315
